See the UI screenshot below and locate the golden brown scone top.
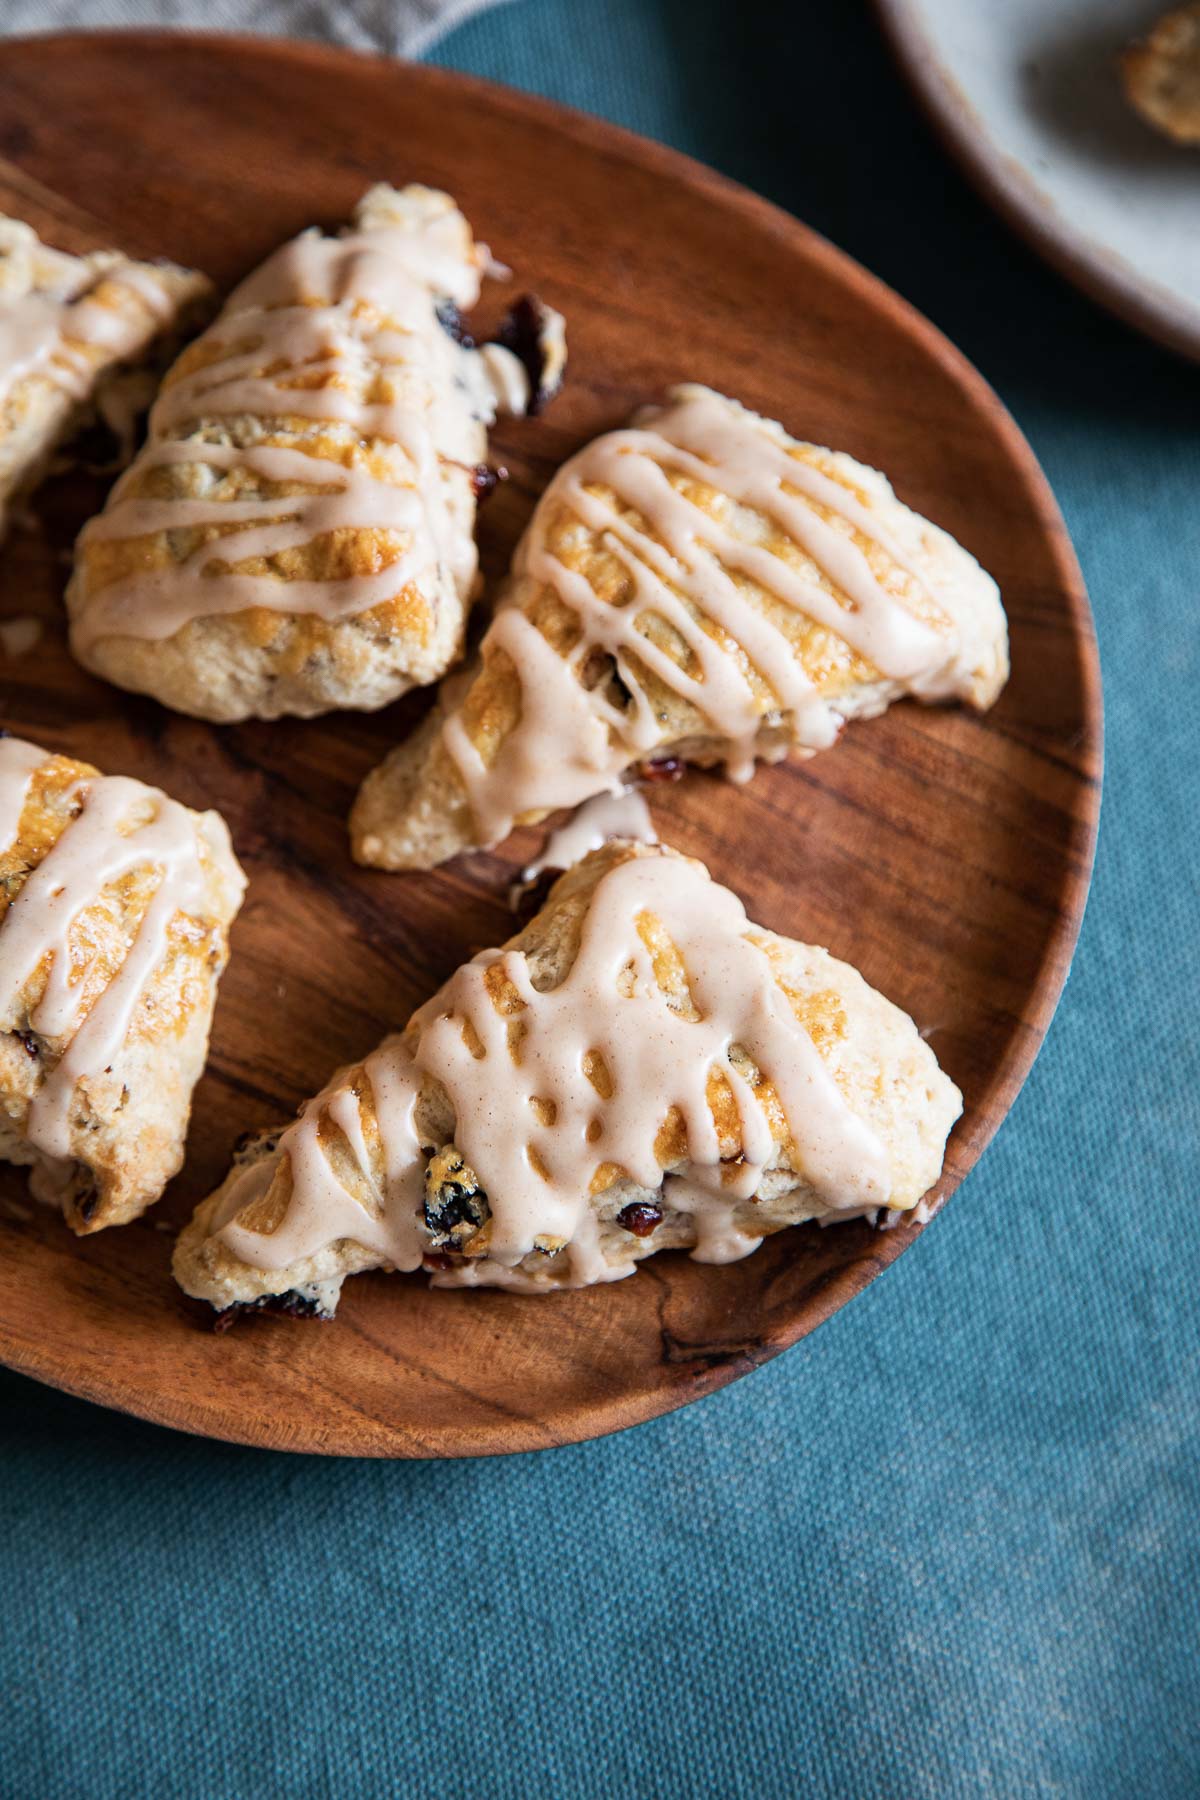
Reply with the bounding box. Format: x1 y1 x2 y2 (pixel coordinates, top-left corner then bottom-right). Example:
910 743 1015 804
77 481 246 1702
0 737 244 1232
175 840 961 1313
352 385 1008 870
0 215 211 534
66 185 563 724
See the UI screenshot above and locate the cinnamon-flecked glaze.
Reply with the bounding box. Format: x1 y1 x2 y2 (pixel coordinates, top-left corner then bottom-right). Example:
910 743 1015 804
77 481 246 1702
0 216 210 539
67 185 562 722
352 385 1008 870
174 841 960 1316
519 785 656 883
0 737 245 1232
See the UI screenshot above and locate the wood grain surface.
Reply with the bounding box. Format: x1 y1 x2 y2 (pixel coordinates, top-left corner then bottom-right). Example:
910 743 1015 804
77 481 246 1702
0 32 1101 1457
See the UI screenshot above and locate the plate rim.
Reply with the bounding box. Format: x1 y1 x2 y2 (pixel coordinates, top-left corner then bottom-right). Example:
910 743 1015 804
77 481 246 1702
873 0 1200 364
0 29 1103 1456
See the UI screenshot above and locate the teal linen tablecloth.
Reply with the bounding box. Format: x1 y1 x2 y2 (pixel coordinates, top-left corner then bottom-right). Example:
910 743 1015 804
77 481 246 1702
3 3 1198 1794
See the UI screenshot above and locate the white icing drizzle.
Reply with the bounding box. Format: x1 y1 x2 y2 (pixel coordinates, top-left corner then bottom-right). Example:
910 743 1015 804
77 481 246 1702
213 850 891 1287
216 1036 426 1275
0 261 175 413
479 342 530 416
521 786 656 883
0 737 49 842
0 737 243 1160
72 190 521 651
443 385 962 847
0 295 65 403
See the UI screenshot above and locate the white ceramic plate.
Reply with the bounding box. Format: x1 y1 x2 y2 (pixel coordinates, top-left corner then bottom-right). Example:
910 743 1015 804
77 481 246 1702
876 0 1200 359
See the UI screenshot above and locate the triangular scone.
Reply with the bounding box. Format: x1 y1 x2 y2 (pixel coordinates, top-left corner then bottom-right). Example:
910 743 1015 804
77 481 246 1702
67 185 564 723
0 737 245 1232
0 216 210 539
174 840 960 1319
352 384 1009 870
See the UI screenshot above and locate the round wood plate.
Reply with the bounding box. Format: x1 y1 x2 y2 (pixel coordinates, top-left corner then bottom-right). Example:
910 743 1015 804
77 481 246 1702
0 32 1100 1457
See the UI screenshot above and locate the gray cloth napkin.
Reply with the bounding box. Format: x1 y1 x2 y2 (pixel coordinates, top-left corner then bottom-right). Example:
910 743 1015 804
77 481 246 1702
0 0 506 57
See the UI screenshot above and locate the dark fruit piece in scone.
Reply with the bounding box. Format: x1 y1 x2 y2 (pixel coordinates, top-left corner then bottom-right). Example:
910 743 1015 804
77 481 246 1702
435 299 474 347
636 757 685 783
491 294 565 415
617 1201 664 1238
471 462 506 503
211 1291 330 1332
424 1146 491 1247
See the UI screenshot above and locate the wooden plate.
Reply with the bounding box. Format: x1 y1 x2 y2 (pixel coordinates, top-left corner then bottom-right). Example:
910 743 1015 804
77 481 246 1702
0 32 1100 1457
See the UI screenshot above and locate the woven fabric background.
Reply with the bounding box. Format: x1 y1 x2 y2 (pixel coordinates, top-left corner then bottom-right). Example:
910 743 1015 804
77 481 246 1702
0 0 508 58
1 3 1198 1795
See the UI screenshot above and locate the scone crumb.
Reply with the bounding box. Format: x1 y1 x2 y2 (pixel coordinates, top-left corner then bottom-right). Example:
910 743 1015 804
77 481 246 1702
1121 3 1200 144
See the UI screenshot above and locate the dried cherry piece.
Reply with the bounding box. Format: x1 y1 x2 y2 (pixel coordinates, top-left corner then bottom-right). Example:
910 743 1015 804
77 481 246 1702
617 1202 663 1238
212 1291 327 1332
435 300 475 348
636 757 685 783
471 463 507 503
491 294 560 416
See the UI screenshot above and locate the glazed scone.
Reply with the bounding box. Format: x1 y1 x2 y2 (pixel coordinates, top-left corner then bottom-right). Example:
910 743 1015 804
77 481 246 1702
0 736 246 1232
0 216 210 539
1122 4 1200 144
174 839 961 1319
352 384 1009 870
67 184 565 723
